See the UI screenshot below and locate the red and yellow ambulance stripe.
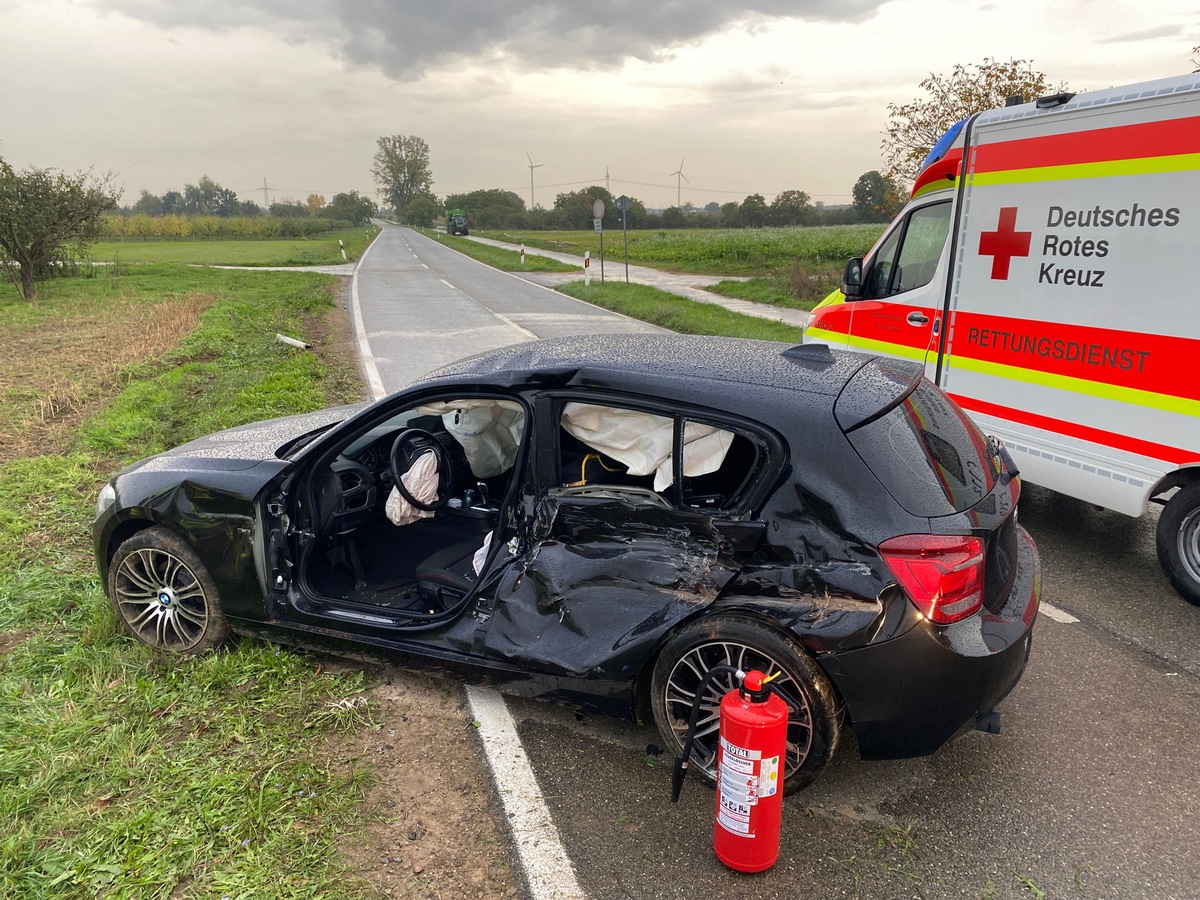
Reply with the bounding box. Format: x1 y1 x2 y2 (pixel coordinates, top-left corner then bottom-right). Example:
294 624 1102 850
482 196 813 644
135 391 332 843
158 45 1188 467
970 115 1200 185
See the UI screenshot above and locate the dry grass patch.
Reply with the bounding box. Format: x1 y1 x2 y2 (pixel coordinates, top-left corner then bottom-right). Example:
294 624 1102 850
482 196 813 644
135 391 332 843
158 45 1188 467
0 292 211 463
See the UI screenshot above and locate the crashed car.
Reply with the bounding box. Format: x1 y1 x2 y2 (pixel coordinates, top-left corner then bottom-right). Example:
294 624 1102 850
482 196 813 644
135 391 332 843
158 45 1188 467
93 334 1040 792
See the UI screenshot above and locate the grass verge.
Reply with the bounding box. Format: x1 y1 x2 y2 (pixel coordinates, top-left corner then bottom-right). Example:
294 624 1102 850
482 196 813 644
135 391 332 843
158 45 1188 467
0 264 380 899
555 280 804 342
705 262 841 311
423 231 577 273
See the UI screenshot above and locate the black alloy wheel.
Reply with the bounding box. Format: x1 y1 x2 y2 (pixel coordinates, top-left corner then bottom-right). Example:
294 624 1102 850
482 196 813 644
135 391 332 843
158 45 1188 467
650 617 841 795
108 527 230 653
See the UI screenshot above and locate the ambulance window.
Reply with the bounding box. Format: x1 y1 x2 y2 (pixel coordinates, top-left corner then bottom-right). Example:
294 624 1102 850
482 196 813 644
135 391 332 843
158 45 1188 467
893 202 952 293
865 228 902 298
865 201 951 299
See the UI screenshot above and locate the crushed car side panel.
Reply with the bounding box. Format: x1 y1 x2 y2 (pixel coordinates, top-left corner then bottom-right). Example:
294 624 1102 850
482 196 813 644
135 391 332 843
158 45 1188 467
483 495 738 679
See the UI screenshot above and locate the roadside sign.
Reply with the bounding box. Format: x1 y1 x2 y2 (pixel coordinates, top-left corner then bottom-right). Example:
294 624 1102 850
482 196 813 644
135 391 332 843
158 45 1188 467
594 218 603 233
593 199 605 219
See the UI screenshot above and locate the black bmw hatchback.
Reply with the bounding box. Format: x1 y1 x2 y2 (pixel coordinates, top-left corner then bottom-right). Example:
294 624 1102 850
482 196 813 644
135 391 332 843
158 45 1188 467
93 334 1040 792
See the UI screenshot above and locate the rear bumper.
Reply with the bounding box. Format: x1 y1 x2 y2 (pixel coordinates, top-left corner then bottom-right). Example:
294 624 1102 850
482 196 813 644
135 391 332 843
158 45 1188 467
821 524 1040 759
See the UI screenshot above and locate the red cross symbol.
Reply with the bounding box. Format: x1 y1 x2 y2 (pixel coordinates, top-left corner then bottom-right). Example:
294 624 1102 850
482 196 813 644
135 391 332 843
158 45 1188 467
978 207 1032 280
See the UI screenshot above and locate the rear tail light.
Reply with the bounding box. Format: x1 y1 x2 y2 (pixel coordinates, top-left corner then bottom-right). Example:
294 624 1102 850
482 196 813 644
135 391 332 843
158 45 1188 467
878 534 985 625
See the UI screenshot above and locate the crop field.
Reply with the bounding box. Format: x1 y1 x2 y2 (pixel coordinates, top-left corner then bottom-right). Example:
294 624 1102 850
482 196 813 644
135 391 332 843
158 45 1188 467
88 227 379 267
476 224 886 276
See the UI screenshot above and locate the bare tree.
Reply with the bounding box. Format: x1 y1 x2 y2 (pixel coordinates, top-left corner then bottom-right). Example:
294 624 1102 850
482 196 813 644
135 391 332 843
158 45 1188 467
0 158 120 300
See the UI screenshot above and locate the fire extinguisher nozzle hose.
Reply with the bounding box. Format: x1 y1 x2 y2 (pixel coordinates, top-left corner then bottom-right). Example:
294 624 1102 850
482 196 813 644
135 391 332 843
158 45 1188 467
668 664 742 802
670 758 687 803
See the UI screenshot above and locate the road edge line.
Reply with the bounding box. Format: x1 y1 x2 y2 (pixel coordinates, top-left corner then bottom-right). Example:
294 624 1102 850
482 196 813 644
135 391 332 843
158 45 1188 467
351 233 388 401
466 685 588 900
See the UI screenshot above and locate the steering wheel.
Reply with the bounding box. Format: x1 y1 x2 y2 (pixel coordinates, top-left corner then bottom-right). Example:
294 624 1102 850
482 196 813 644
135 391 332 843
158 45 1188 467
389 428 456 511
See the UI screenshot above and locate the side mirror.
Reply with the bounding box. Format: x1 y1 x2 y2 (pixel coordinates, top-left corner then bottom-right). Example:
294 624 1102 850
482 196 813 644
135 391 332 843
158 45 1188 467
841 258 863 298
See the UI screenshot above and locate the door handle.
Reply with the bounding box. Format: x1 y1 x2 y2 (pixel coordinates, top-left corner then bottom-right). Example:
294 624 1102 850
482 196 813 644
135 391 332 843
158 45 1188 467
906 311 930 326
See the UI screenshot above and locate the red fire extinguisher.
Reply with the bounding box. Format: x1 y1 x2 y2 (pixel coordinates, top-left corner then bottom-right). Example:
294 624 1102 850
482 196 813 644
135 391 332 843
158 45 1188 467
671 666 791 873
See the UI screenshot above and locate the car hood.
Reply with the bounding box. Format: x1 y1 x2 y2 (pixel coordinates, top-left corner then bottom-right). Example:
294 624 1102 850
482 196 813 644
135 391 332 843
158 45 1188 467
122 404 367 475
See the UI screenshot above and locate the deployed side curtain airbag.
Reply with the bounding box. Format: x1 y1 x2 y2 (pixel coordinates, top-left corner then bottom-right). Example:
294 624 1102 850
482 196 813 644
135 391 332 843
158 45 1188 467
560 403 732 492
416 399 525 478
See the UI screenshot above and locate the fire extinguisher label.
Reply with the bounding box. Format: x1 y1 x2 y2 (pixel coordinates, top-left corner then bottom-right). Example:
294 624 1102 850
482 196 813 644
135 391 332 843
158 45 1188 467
720 795 753 817
717 808 752 835
719 737 762 761
759 755 781 797
717 736 767 837
722 754 755 776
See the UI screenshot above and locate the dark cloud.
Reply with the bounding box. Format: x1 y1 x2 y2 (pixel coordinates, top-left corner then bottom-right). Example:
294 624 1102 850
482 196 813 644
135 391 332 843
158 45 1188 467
98 0 884 77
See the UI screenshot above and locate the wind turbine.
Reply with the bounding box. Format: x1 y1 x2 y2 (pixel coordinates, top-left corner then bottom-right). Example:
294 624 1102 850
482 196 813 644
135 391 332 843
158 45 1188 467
526 153 544 209
670 157 688 208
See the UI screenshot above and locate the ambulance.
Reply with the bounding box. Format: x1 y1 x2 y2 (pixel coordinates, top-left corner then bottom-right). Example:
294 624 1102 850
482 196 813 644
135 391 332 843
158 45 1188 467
804 73 1200 605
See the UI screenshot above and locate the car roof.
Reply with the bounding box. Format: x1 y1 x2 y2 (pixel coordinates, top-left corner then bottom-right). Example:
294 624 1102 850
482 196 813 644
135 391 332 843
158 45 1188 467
414 334 903 417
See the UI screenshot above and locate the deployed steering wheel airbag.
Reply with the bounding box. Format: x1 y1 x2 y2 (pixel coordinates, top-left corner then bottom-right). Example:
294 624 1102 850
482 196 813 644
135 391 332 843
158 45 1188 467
385 450 439 527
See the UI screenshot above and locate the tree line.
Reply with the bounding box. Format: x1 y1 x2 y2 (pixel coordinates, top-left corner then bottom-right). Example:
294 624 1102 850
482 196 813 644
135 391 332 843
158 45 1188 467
123 175 376 226
376 136 905 231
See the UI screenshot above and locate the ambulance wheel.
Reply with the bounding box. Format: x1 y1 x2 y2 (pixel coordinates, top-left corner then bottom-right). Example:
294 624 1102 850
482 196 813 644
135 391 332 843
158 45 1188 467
1156 482 1200 605
650 616 840 795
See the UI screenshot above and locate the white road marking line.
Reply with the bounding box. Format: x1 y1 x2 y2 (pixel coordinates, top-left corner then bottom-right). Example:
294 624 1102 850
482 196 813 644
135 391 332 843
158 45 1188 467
492 311 539 340
440 278 455 289
1040 601 1080 624
350 239 388 402
466 686 587 900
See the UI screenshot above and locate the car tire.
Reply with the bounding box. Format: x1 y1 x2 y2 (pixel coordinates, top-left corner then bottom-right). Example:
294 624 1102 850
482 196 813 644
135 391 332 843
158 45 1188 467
650 616 840 795
1156 482 1200 605
108 526 231 653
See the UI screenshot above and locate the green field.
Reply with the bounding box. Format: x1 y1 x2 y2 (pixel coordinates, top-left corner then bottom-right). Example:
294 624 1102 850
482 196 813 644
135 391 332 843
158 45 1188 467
476 224 884 275
89 227 380 266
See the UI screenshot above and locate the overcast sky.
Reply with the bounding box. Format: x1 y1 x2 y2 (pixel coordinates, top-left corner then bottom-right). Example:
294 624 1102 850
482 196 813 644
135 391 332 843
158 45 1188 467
1 0 1196 211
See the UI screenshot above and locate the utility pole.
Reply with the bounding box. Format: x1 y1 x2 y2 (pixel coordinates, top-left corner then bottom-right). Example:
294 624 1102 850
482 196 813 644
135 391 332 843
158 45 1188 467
262 178 270 209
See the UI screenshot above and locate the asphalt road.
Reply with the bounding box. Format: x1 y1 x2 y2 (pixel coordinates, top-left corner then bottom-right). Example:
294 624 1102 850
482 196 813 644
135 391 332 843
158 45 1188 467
357 224 1200 900
354 225 660 390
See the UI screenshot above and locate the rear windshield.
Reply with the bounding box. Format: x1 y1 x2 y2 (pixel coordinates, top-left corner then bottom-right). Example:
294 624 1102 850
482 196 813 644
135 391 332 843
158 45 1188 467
845 382 995 517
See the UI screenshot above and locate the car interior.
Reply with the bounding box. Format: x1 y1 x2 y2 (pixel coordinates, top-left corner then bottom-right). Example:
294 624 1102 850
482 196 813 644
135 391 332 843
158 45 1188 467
299 396 761 623
302 397 525 618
